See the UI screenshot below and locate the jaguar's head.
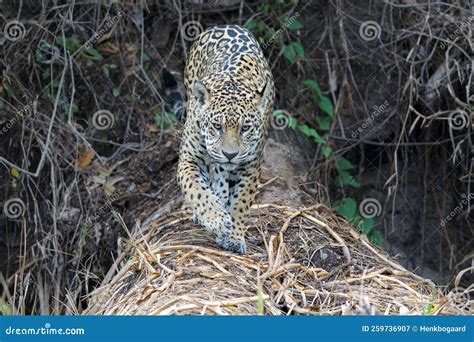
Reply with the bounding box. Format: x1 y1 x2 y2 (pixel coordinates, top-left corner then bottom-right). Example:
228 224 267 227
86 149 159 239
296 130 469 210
192 79 273 168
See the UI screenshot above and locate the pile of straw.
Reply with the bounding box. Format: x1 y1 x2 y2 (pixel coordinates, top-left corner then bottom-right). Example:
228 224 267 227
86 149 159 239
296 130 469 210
82 136 466 315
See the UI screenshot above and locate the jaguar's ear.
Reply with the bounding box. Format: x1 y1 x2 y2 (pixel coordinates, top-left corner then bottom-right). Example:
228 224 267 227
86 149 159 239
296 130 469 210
257 82 272 115
193 81 210 106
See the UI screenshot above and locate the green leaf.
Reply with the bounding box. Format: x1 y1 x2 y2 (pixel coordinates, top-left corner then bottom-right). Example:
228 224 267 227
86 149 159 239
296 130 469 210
4 84 16 97
256 20 266 32
56 34 67 47
318 96 334 116
112 88 120 97
167 112 178 123
102 65 110 77
41 68 51 80
0 99 4 110
35 50 44 63
286 18 302 30
304 80 322 98
282 45 296 64
82 48 103 61
155 111 178 129
358 217 374 235
71 103 79 113
316 115 332 131
322 146 332 158
369 230 383 246
283 42 304 64
261 3 270 12
257 283 264 315
297 124 325 143
335 156 355 171
288 117 298 129
312 132 325 144
336 170 361 188
336 197 358 221
142 53 150 62
56 35 80 53
10 167 20 179
290 42 304 58
298 124 310 136
245 20 258 30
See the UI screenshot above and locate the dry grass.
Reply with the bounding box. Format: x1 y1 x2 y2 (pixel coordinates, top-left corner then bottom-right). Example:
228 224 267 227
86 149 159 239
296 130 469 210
81 136 469 315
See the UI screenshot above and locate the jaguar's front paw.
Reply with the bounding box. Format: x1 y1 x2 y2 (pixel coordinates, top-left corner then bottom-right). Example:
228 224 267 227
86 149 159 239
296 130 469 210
216 234 230 250
192 212 200 225
226 238 247 255
215 214 233 250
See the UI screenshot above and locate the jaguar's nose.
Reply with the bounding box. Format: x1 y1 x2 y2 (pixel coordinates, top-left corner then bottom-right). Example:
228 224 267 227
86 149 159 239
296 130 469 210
222 150 238 161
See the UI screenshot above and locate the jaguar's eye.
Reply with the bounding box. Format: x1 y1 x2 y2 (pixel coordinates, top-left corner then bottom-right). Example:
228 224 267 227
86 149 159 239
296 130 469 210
213 122 222 130
241 124 251 132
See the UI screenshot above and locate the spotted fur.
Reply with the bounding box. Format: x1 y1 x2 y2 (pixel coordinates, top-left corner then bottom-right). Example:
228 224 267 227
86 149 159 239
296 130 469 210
175 25 275 254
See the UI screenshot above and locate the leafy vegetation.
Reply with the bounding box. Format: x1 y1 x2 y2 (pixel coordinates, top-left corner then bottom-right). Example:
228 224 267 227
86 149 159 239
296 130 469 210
247 2 382 245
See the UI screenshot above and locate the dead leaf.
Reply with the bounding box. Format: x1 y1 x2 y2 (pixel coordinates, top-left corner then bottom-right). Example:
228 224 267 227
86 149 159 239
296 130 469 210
75 149 96 171
104 183 116 196
98 41 120 55
148 123 158 133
